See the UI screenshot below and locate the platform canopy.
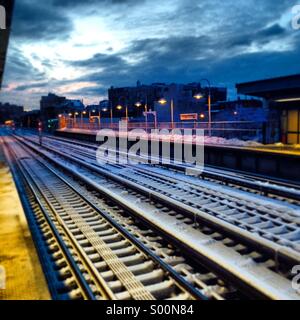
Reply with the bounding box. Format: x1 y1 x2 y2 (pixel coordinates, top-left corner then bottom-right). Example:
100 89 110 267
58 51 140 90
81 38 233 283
236 74 300 103
0 0 14 90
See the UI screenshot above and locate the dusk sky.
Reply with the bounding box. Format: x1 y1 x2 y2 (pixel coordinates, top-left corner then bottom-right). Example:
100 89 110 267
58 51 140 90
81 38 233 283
0 0 299 110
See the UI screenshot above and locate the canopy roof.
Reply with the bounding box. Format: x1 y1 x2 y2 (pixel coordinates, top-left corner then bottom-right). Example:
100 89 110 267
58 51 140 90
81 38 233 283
236 74 300 101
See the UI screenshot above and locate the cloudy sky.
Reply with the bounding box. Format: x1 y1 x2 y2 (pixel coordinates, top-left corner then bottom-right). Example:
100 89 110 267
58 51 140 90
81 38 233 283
0 0 299 110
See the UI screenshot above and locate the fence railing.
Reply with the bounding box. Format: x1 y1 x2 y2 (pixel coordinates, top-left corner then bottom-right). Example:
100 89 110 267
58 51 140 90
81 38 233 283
62 119 271 142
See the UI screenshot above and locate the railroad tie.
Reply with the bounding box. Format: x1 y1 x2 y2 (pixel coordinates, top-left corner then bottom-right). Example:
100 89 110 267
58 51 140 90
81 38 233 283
53 191 155 300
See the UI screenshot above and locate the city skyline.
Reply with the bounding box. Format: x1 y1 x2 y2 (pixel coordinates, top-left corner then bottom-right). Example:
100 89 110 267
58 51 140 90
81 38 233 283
0 0 300 110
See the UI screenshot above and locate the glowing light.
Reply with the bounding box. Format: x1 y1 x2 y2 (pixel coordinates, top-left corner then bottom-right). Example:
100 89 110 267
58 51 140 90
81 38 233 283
200 114 205 119
158 98 167 105
194 93 203 100
135 102 142 107
102 108 108 112
275 97 300 102
116 105 123 110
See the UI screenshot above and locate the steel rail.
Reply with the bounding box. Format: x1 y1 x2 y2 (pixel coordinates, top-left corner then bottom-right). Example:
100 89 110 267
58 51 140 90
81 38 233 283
12 134 300 300
2 137 98 300
36 133 300 202
17 135 300 266
6 136 209 300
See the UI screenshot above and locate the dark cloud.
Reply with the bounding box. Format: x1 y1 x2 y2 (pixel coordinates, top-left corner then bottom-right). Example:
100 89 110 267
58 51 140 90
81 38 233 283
12 0 73 41
1 0 300 108
51 0 143 8
229 23 287 48
75 24 298 90
259 24 286 37
14 81 49 92
3 46 46 82
70 53 127 70
66 85 107 97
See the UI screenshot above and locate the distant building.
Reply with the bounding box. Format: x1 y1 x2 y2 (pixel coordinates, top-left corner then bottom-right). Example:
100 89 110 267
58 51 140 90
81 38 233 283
86 104 101 112
40 93 66 111
0 102 24 124
108 81 227 121
213 98 266 122
40 93 84 120
108 81 163 119
99 100 110 109
153 83 227 123
21 110 41 129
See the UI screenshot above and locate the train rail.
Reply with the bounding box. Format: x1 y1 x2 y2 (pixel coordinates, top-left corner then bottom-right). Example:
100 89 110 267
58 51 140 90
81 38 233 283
40 133 300 202
18 133 300 253
2 135 239 300
7 131 300 300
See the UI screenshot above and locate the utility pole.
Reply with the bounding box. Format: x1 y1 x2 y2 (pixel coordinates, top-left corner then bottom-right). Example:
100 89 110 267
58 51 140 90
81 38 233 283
38 121 42 146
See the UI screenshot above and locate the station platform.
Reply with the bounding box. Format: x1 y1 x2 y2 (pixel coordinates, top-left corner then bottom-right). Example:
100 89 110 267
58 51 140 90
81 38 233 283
55 128 300 183
0 142 50 300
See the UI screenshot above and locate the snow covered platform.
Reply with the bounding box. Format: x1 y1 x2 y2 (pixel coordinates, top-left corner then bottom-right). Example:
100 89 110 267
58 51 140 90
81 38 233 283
0 140 50 300
56 128 300 183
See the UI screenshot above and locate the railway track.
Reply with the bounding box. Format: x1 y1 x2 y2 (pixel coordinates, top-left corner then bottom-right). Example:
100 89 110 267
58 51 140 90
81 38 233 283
39 133 300 203
6 131 300 300
3 135 241 300
19 133 300 253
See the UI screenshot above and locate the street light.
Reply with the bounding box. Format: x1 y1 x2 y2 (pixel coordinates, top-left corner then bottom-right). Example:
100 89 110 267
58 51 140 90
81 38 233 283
158 98 167 105
158 98 174 129
98 110 101 126
109 101 114 128
194 79 212 136
74 112 79 126
81 111 87 126
135 100 149 130
135 94 148 130
116 104 128 121
193 93 203 100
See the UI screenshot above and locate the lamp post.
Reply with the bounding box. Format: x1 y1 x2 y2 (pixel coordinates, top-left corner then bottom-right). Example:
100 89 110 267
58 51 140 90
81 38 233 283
98 109 101 127
158 97 174 129
116 104 129 121
58 114 63 129
101 108 108 128
68 113 73 128
74 112 79 126
81 111 87 127
135 95 148 131
110 102 113 128
38 121 42 146
194 78 212 136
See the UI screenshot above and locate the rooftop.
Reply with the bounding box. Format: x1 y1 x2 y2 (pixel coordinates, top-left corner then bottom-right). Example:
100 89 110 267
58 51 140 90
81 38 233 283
236 74 300 100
